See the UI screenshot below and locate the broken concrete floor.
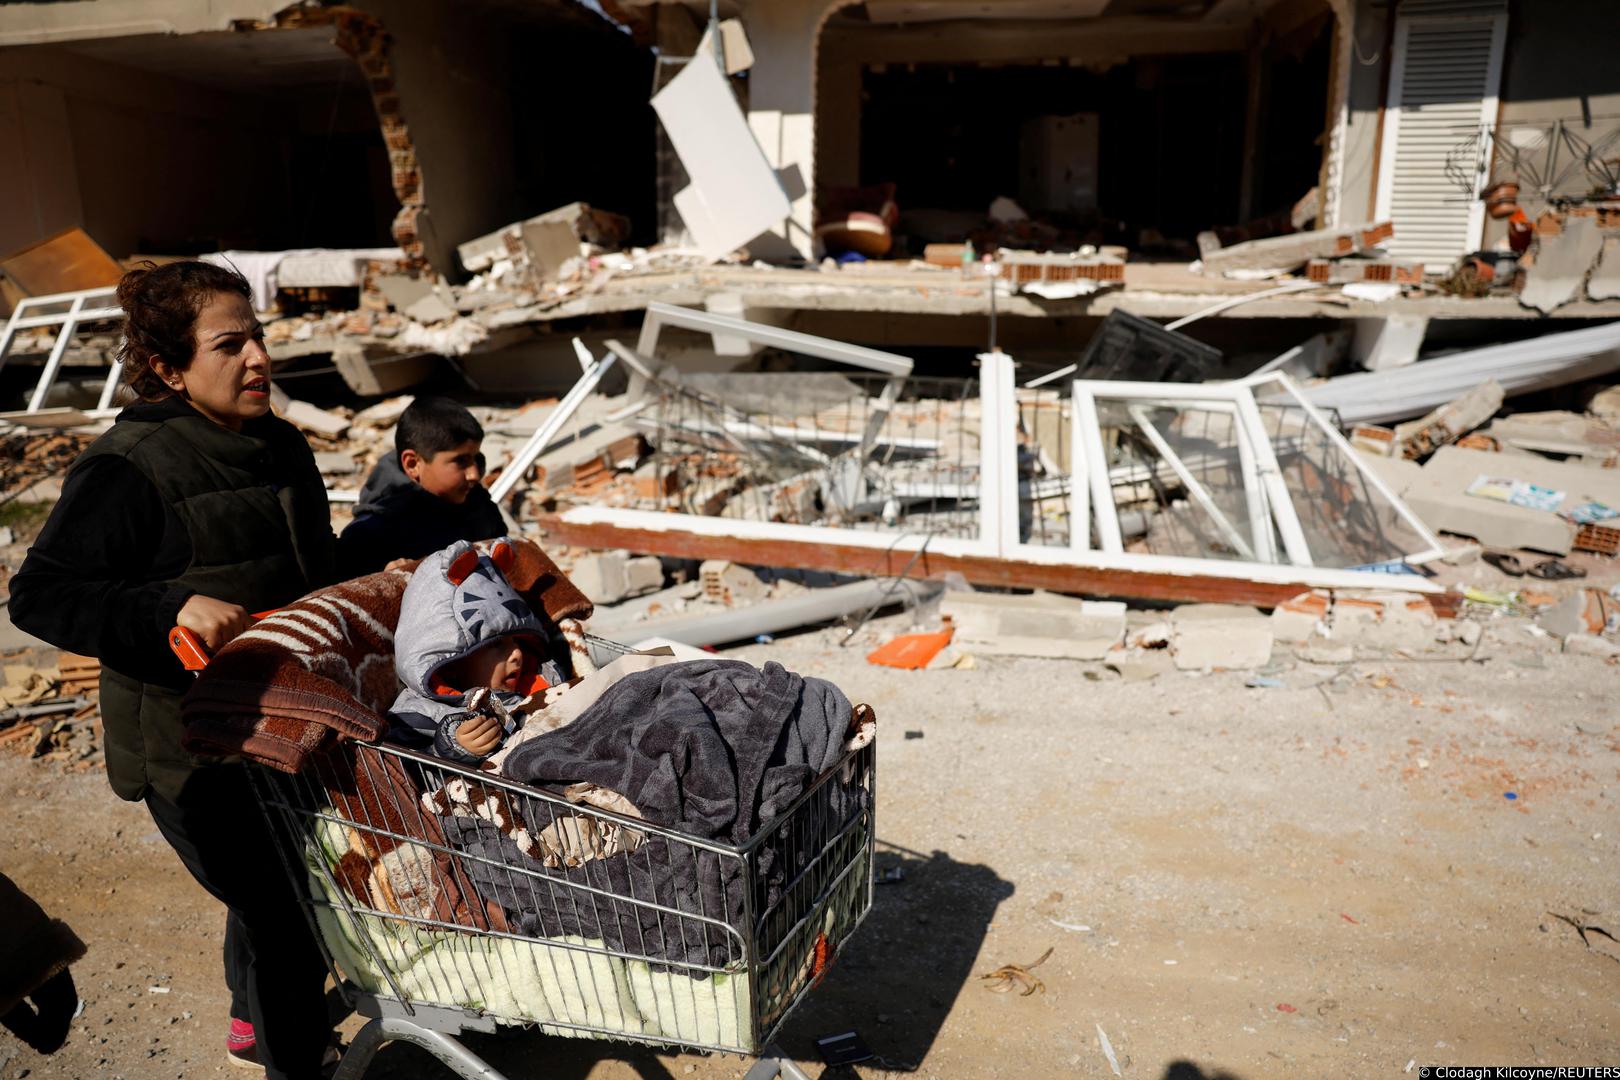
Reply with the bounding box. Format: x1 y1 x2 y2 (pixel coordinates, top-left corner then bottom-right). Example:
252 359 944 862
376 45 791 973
2 609 1615 1080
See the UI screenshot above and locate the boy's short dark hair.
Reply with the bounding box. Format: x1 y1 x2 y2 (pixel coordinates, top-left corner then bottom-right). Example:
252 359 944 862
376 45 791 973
397 397 485 460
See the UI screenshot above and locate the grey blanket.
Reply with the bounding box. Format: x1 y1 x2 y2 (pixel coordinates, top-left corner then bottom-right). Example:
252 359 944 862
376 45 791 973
443 659 861 970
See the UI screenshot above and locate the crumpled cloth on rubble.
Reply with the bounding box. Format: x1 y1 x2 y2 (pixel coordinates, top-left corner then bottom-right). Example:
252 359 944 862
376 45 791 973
442 659 870 971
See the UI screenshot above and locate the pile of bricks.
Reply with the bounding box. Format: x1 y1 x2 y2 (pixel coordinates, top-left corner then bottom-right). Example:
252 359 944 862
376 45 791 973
281 7 428 268
0 430 96 501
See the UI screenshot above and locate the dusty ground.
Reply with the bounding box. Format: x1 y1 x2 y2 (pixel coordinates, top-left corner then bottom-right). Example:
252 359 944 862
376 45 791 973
2 604 1618 1080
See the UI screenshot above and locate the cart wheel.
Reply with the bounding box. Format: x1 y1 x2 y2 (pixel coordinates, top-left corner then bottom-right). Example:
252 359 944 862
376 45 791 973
331 1017 507 1080
743 1045 813 1080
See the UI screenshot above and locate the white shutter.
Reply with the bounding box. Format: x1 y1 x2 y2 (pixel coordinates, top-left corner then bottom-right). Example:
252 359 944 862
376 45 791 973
1374 3 1507 270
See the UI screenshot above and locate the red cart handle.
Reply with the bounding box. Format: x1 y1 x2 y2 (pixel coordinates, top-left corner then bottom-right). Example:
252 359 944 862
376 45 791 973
169 611 275 672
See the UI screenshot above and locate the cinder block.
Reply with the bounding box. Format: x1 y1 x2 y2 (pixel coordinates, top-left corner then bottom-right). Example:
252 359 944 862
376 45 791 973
1328 590 1437 651
571 550 631 605
1270 590 1330 644
624 556 665 598
700 560 768 606
940 591 1125 660
1169 604 1274 670
1564 632 1620 659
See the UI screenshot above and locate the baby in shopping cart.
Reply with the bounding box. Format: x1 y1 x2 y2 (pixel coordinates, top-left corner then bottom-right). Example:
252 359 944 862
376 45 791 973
385 538 569 767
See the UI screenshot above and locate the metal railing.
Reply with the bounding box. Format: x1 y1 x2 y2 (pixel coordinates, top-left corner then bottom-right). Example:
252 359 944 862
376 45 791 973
0 286 124 415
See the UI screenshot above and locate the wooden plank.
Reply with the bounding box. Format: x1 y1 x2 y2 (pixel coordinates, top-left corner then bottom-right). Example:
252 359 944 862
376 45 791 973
532 512 1461 610
0 227 123 297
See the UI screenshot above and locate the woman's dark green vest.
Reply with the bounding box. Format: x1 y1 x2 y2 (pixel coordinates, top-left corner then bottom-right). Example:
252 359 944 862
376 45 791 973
79 409 334 802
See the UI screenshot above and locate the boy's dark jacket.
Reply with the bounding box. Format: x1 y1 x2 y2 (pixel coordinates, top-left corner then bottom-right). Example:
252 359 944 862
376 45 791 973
336 453 506 577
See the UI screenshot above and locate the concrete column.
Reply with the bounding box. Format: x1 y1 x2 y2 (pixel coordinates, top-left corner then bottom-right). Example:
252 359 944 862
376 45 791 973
1329 0 1388 227
740 0 834 261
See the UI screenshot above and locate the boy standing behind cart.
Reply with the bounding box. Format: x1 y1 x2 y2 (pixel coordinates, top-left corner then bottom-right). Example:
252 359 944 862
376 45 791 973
336 397 507 577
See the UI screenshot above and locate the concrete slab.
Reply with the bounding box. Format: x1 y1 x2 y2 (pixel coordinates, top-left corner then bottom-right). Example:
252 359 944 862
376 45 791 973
1539 589 1612 638
1352 448 1424 495
1564 632 1620 659
313 451 357 475
1353 314 1428 372
1170 603 1273 670
353 395 414 428
1401 445 1620 554
1328 590 1437 652
940 590 1125 660
1587 234 1620 302
1270 590 1329 644
1522 215 1604 314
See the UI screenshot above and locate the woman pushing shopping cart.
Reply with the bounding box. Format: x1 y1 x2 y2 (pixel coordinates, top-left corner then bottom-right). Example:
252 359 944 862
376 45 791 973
172 537 877 1080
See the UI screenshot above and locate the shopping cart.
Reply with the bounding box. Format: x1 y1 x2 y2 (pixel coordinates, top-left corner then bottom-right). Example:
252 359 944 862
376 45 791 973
174 626 875 1080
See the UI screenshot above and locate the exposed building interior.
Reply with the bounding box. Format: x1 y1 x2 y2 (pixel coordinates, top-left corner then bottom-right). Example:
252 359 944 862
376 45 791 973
816 0 1336 260
0 1 656 274
0 27 396 258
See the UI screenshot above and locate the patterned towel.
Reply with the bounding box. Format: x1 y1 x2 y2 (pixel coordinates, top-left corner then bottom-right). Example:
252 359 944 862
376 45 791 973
312 741 509 932
181 537 594 774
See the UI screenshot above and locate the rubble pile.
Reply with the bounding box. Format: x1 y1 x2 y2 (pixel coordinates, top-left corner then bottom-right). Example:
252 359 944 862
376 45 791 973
1 429 96 500
0 652 104 773
1516 203 1620 313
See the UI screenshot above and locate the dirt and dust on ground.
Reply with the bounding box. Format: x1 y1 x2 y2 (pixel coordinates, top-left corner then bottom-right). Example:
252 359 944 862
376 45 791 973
2 588 1618 1080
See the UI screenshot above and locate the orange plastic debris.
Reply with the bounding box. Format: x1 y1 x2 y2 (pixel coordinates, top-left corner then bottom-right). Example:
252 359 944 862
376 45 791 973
866 627 953 670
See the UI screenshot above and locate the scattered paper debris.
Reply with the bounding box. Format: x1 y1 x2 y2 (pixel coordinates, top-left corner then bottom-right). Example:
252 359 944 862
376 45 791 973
1096 1023 1122 1078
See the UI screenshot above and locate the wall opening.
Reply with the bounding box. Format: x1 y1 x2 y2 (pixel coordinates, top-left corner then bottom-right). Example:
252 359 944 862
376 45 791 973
0 26 397 261
814 1 1335 261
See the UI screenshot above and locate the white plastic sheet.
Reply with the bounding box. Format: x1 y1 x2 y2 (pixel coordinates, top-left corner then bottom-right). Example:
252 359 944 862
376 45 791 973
1303 321 1620 425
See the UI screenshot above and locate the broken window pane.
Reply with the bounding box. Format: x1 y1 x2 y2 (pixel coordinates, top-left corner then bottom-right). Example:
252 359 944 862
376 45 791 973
1096 398 1277 563
1257 402 1433 569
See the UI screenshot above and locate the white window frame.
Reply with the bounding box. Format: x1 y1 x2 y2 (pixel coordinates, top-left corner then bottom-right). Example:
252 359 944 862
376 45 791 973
1053 372 1447 571
0 286 123 416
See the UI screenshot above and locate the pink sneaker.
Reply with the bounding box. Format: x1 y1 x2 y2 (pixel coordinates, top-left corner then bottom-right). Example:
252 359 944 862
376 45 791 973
226 1017 259 1070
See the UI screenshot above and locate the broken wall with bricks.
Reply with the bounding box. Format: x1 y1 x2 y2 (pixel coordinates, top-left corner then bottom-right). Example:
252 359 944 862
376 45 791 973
343 0 656 277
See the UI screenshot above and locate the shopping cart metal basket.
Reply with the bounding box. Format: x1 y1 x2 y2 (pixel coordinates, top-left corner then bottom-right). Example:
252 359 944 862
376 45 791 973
205 632 875 1080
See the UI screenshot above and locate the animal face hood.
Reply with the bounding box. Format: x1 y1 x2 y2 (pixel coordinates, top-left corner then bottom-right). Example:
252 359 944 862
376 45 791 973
394 538 546 702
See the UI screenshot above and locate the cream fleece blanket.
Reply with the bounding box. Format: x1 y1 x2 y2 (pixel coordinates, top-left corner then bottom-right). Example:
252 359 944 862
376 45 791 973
304 817 751 1048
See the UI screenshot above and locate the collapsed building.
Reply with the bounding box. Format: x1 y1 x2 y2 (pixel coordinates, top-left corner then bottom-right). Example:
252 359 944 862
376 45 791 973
2 0 1620 616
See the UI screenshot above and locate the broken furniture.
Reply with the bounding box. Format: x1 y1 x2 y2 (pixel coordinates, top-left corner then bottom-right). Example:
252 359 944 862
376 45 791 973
1064 372 1447 572
1025 309 1222 390
0 228 124 312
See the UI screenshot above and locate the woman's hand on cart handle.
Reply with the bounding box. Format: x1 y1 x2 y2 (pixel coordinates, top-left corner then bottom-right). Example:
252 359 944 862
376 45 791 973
169 605 275 671
177 595 254 653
